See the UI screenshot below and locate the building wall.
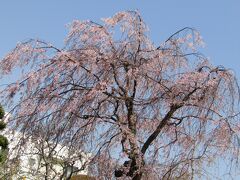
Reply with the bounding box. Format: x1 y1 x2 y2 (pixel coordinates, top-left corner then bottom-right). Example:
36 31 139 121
1 123 89 179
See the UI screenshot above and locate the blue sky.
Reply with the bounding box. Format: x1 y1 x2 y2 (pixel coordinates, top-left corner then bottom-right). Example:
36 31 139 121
0 1 239 77
0 1 239 179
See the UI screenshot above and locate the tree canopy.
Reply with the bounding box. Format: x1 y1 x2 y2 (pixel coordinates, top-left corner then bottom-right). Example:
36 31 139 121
0 11 239 179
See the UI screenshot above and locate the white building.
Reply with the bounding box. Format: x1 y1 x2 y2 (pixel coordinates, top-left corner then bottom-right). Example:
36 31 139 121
0 113 91 180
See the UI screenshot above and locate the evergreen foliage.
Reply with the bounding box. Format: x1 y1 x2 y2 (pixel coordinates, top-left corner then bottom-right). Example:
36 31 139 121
0 105 8 164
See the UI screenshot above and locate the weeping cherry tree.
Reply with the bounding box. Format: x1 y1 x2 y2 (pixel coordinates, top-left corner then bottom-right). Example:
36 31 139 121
0 11 239 179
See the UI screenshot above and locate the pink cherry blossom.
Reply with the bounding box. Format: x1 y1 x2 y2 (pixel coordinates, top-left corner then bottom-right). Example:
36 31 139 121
0 11 239 179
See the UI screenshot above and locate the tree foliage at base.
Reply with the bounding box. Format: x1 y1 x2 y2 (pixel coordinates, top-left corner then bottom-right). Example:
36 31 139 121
0 11 239 179
0 105 8 164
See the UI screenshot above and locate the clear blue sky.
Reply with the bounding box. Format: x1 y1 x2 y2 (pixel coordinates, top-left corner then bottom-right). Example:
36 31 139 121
0 1 239 77
0 1 239 179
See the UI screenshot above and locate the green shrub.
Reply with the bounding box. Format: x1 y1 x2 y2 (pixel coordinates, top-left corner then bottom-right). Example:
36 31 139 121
0 105 5 119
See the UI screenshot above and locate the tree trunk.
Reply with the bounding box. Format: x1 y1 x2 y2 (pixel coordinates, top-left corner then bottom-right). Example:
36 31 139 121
132 173 142 180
